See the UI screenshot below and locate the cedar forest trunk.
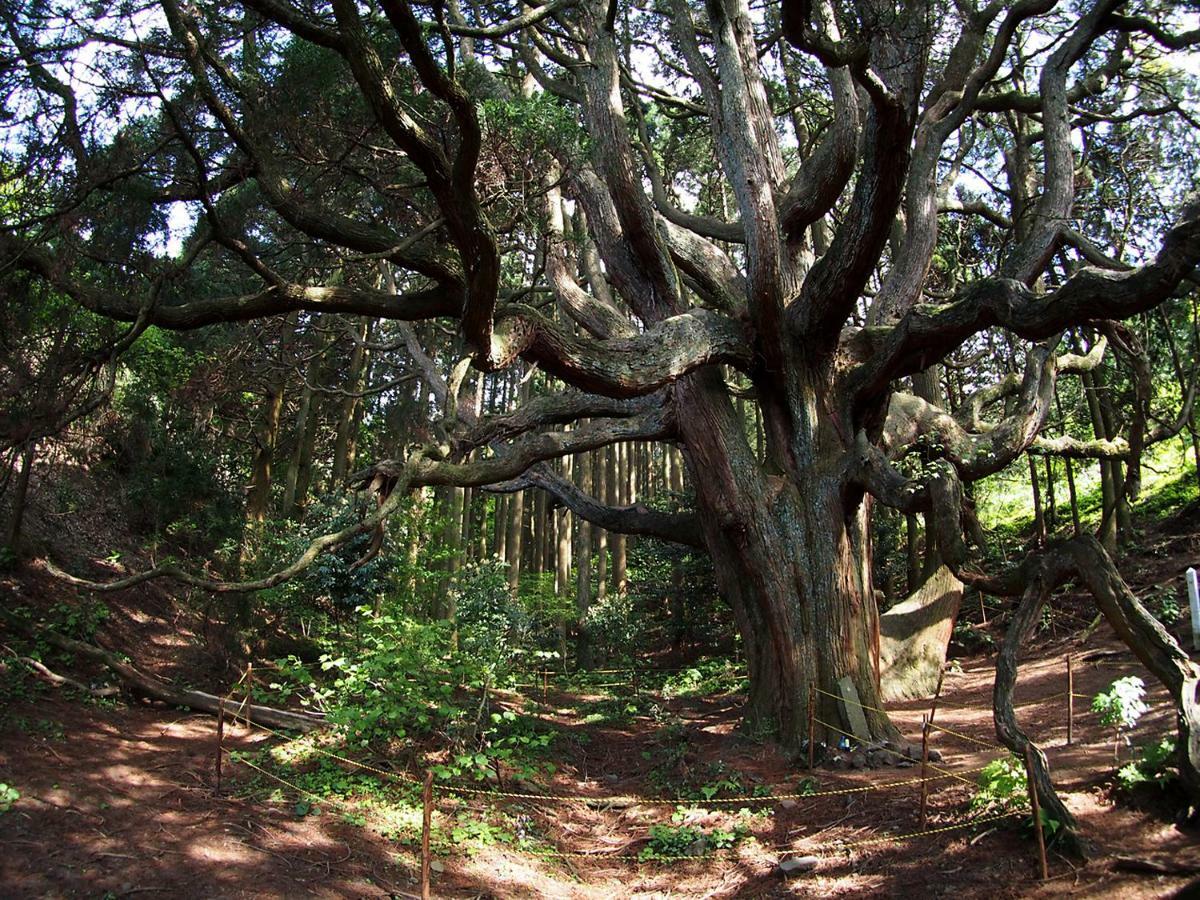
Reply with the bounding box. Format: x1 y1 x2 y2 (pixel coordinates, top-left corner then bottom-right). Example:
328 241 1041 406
675 368 896 749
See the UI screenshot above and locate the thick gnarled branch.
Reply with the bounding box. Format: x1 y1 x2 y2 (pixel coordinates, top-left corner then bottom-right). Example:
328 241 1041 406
846 198 1200 409
489 306 751 397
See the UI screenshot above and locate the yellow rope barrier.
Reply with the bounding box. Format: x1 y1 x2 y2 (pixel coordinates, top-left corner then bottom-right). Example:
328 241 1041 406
928 721 1005 751
242 717 990 806
832 810 1022 850
814 686 889 716
236 752 1023 867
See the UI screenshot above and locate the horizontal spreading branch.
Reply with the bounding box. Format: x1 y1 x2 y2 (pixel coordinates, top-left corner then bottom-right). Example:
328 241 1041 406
882 338 1107 478
454 392 665 456
0 236 462 328
488 463 704 547
45 476 411 593
362 407 679 489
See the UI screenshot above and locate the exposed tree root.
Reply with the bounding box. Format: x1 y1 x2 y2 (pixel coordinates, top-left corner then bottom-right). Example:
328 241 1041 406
2 645 121 698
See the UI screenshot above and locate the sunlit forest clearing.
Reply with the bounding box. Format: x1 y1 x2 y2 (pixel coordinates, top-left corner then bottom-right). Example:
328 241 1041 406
3 0 1200 896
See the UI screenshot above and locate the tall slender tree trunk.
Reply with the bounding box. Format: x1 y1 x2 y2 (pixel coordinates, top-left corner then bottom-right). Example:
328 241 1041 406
283 355 320 519
575 450 593 670
240 383 284 570
1064 456 1081 535
331 319 370 489
1083 369 1119 550
1029 455 1046 546
460 486 473 565
905 513 921 594
531 489 546 576
507 489 524 593
612 442 627 594
594 450 607 602
555 454 574 668
4 441 36 554
1043 456 1057 533
494 493 508 561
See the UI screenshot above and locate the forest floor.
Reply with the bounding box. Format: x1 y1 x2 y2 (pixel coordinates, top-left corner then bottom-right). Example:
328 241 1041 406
2 516 1200 897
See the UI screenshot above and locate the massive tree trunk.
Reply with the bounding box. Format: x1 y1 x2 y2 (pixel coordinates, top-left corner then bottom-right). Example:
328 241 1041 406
676 369 895 748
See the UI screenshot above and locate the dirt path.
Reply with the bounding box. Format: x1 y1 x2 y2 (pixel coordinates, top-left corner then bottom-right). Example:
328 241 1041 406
2 622 1197 899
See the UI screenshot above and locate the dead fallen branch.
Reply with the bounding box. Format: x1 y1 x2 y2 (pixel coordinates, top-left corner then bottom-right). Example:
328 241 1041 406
1111 856 1200 876
25 625 324 733
2 644 121 698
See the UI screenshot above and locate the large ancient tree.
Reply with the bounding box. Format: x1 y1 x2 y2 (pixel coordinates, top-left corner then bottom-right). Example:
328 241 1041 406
4 0 1200 821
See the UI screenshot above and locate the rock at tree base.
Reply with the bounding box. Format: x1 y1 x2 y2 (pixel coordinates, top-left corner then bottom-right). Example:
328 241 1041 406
778 855 820 874
836 677 872 741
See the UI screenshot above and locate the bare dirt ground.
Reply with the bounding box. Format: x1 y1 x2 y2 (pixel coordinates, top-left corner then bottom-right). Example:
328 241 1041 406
2 525 1199 898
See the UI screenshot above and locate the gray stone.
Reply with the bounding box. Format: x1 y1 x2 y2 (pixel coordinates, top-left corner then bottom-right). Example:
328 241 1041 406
430 860 445 873
850 751 868 770
778 855 820 875
779 798 798 810
836 677 872 742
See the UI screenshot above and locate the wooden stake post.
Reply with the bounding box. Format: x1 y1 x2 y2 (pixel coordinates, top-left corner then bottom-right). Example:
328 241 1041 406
807 686 816 770
215 706 225 794
1066 655 1074 746
421 771 434 900
919 717 931 829
246 664 254 727
928 670 945 725
1023 744 1049 880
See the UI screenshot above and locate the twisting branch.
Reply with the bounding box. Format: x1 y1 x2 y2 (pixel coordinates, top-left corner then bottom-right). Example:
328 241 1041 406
846 197 1200 409
45 470 413 593
1000 0 1125 284
977 534 1200 854
881 337 1107 478
0 236 462 327
488 306 751 397
453 391 664 456
542 179 636 340
359 406 679 490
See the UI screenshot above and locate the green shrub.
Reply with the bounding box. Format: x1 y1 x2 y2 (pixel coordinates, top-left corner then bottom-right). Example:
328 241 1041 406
1094 676 1148 761
971 755 1060 838
661 658 747 698
971 755 1027 813
1117 736 1177 790
638 814 749 861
